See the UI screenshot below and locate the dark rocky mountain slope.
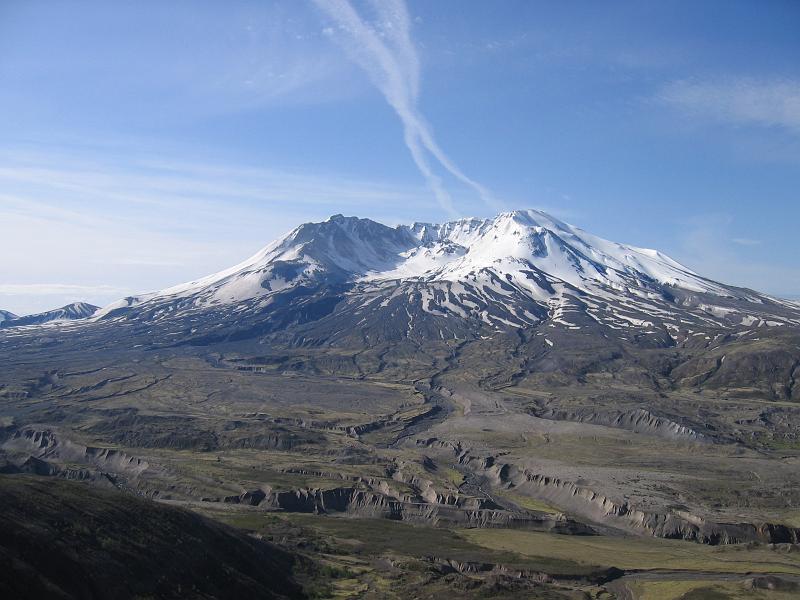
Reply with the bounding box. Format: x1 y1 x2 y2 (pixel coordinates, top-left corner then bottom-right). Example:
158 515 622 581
0 474 306 600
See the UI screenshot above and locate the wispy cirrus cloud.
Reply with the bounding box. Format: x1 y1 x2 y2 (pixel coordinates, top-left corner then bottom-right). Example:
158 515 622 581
0 284 131 297
672 214 800 298
0 1 360 125
657 77 800 133
312 0 500 215
731 237 761 247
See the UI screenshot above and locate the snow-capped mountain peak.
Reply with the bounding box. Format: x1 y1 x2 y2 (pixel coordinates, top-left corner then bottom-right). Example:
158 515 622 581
93 210 800 336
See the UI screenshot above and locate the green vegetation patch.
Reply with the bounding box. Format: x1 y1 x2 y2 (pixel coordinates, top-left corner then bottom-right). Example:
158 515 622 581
461 529 800 575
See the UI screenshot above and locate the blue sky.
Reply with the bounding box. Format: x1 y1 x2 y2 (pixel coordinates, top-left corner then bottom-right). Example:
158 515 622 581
1 0 799 314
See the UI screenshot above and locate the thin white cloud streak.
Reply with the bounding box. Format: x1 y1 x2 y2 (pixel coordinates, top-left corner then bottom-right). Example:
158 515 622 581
0 149 436 240
731 237 761 247
92 258 186 267
0 163 429 214
313 0 500 215
658 78 800 133
0 284 131 296
673 215 800 298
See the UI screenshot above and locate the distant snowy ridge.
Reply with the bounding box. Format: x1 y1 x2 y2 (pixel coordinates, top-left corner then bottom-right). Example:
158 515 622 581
0 310 18 324
1 302 99 328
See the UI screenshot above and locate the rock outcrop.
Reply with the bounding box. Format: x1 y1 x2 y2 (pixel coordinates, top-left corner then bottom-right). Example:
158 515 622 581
530 406 707 442
434 439 800 545
1 428 157 484
217 484 594 532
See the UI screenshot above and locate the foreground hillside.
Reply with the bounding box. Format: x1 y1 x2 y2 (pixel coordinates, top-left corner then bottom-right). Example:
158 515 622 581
3 474 799 599
0 475 306 600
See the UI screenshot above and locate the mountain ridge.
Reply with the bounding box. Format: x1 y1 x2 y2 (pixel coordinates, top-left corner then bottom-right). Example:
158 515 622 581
0 310 17 324
90 209 799 342
0 302 99 329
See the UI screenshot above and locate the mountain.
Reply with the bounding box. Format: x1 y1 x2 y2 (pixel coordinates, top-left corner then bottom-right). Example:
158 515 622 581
3 208 800 576
1 302 99 328
94 210 799 348
0 310 17 324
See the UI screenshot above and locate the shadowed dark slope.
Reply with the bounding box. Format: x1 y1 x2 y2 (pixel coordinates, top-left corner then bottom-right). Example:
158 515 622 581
0 475 305 600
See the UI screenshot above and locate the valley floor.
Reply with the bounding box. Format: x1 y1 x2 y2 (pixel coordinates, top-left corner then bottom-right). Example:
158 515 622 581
2 334 800 599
